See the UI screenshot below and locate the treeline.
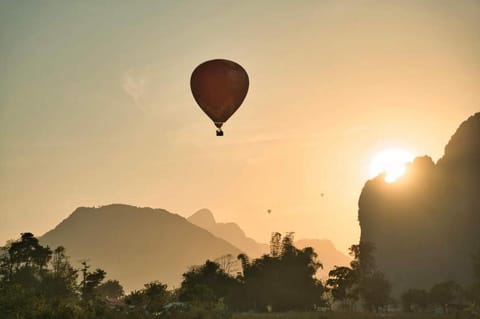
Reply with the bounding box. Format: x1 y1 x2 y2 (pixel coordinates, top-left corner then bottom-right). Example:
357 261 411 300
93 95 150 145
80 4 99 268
1 232 480 318
326 242 480 315
0 232 324 318
179 232 324 312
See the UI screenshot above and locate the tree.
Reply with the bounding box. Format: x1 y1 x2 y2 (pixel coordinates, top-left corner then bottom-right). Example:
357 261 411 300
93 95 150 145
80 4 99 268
3 233 52 276
215 254 241 277
179 260 238 306
401 288 429 312
361 271 391 312
0 284 38 319
430 281 461 314
0 233 128 318
51 246 76 278
237 253 250 275
0 234 80 318
270 232 282 257
144 281 171 312
124 289 146 309
96 279 124 300
349 241 376 277
326 266 358 308
45 246 78 298
343 241 392 312
181 284 217 308
239 232 325 312
467 251 480 307
80 264 106 300
0 241 14 282
41 249 78 306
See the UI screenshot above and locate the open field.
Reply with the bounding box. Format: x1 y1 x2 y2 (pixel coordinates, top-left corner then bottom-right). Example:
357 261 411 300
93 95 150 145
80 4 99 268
233 314 462 319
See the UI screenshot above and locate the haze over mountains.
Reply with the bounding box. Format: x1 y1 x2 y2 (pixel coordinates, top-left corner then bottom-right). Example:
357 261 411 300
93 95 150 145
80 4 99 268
187 209 351 279
187 209 269 258
359 112 480 294
294 239 351 279
31 112 480 295
40 205 350 291
41 205 241 291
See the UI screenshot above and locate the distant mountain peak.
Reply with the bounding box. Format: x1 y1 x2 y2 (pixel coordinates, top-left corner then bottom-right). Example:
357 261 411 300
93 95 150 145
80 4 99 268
186 210 351 280
188 209 268 257
188 209 217 229
41 205 241 291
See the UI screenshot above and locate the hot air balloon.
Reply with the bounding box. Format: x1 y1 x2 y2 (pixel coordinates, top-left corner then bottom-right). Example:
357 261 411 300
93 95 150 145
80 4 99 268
190 59 249 136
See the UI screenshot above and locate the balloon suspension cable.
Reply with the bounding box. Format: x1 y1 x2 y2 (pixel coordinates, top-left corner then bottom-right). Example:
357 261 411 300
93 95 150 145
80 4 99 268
216 128 224 136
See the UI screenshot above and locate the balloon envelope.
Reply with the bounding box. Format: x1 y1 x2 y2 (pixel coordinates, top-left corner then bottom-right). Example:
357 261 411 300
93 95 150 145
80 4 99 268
190 59 249 130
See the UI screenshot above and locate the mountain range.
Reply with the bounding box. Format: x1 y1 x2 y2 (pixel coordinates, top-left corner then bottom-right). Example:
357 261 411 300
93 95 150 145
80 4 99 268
187 209 351 279
36 111 480 295
41 205 241 291
40 205 350 291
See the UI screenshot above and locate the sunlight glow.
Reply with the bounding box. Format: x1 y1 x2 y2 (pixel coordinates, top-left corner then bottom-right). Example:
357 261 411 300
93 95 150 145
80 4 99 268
369 148 414 183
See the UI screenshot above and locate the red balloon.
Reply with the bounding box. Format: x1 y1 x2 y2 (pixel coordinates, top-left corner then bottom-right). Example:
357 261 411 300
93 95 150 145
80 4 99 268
190 59 249 136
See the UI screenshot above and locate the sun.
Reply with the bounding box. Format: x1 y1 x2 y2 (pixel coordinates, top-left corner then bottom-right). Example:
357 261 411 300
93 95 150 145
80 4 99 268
369 148 414 183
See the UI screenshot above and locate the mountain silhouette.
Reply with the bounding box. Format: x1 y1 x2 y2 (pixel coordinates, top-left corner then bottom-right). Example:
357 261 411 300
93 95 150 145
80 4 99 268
40 205 351 291
187 209 350 279
359 112 480 294
188 209 269 257
40 204 241 291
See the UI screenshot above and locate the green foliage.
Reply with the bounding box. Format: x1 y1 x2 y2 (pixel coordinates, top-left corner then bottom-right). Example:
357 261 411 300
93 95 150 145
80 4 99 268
124 280 172 315
180 284 217 307
467 250 480 310
401 288 429 312
326 266 357 307
0 233 81 318
96 279 125 300
178 233 326 313
0 233 119 319
13 232 479 318
359 271 391 312
326 241 391 312
237 232 325 312
429 281 462 314
9 233 52 270
144 281 171 312
180 260 238 307
81 267 107 300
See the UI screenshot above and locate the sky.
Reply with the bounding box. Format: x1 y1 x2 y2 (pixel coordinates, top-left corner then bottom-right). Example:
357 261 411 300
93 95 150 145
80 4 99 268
1 0 479 252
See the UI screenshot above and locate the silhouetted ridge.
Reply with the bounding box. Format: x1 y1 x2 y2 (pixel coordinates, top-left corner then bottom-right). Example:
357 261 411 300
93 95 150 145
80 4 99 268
187 210 351 279
187 209 268 258
188 208 217 229
41 205 241 292
359 112 480 295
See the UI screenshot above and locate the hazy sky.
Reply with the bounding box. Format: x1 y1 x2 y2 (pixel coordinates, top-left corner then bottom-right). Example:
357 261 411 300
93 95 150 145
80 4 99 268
1 0 479 252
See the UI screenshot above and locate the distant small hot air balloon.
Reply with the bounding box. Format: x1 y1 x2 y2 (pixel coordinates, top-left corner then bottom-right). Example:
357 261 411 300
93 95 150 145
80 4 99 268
190 59 249 136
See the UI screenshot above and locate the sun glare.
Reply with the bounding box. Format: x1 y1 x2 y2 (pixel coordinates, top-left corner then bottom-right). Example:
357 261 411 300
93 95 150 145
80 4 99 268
369 148 414 183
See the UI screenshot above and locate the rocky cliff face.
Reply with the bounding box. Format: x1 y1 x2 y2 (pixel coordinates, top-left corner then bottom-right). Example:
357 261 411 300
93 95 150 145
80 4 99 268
358 112 480 294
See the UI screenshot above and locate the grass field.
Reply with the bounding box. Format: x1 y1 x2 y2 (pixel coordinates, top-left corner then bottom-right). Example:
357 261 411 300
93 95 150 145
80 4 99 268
232 312 463 319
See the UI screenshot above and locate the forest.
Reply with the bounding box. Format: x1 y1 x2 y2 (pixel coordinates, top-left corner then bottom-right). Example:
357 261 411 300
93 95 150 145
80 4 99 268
1 232 479 319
